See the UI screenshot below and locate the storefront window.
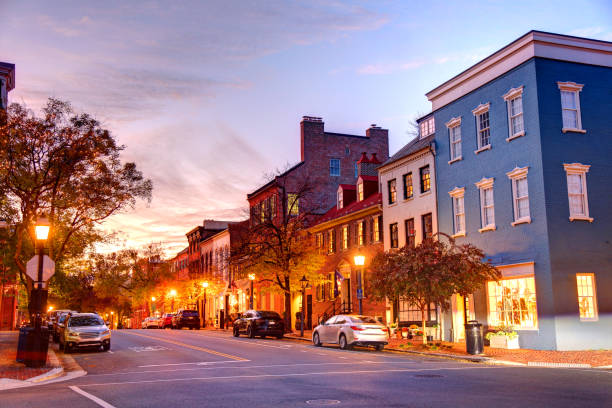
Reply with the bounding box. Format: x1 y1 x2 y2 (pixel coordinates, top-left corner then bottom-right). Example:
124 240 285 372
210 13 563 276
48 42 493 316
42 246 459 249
398 299 437 323
487 277 538 329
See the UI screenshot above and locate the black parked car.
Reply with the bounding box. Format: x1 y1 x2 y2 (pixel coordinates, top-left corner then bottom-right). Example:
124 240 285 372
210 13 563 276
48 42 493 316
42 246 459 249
233 310 284 339
172 310 200 330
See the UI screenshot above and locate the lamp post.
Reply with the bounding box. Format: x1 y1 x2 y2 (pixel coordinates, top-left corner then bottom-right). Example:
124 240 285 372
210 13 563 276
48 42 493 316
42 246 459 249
299 275 309 338
33 216 50 329
201 281 209 328
169 289 177 312
354 254 365 315
110 311 114 330
248 273 255 309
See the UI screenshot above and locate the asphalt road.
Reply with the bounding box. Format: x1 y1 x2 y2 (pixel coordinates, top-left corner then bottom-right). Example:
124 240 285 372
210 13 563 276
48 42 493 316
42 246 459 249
1 329 610 407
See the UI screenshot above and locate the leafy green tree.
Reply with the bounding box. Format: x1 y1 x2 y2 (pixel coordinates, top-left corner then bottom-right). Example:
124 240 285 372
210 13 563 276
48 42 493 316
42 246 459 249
369 236 500 344
0 99 152 304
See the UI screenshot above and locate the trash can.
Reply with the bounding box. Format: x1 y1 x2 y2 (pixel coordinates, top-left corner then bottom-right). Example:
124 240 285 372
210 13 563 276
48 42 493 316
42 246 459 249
464 320 484 355
16 326 32 363
23 327 50 368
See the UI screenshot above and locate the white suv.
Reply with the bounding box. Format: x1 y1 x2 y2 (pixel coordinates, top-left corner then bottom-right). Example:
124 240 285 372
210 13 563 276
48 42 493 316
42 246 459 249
60 313 111 352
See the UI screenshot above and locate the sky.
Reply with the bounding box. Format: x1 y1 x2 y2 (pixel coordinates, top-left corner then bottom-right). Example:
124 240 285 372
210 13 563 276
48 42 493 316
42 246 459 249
1 0 611 257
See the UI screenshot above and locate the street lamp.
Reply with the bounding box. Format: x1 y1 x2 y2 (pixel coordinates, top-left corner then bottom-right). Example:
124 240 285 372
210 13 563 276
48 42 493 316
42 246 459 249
151 296 156 316
299 275 309 338
33 215 50 329
248 273 255 309
354 254 365 315
169 289 177 312
201 281 209 328
110 311 114 330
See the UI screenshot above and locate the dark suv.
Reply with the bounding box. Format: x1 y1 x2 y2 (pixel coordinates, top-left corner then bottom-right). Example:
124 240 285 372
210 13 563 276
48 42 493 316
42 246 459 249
233 310 284 339
172 310 200 330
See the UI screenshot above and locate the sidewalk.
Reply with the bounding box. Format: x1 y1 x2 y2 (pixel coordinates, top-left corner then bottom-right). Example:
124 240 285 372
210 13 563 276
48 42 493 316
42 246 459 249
0 331 63 389
283 329 612 368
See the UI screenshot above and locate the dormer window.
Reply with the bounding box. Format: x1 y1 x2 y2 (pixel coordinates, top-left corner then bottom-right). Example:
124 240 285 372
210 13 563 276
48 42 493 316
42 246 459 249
337 190 343 209
357 182 364 201
419 117 435 139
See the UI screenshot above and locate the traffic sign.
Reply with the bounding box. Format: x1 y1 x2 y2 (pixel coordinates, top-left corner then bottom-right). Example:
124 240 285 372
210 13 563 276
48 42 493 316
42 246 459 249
356 288 363 299
26 255 55 282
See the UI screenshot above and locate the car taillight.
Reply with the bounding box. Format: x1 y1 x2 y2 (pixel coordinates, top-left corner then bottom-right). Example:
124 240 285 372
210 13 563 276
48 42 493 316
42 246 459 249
381 328 388 332
350 325 364 331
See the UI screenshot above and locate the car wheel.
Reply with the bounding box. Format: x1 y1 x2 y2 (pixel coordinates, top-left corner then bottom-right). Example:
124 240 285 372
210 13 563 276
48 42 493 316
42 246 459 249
260 335 266 339
233 327 239 337
339 334 350 350
276 333 284 339
313 332 322 347
64 344 72 353
375 344 384 351
103 343 111 352
247 325 255 339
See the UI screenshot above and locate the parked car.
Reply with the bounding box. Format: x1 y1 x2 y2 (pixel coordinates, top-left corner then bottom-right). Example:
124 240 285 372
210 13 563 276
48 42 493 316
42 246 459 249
141 316 161 329
53 311 76 343
59 313 111 353
48 309 73 339
233 310 284 339
159 313 174 329
312 314 388 351
172 310 200 330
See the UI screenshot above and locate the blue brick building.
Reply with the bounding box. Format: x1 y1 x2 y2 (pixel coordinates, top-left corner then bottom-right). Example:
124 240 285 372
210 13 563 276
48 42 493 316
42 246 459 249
426 31 611 350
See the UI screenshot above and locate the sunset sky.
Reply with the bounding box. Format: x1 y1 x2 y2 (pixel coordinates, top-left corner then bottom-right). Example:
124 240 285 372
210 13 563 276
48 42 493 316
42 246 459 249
1 0 610 257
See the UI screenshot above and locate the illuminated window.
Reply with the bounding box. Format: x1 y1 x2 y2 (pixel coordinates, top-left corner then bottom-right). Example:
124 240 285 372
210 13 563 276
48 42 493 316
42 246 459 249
388 179 397 204
342 225 349 250
487 276 538 329
315 233 323 249
287 193 299 216
328 229 336 254
503 86 524 141
564 163 592 222
330 159 340 177
576 273 598 321
558 82 584 132
373 216 381 242
357 182 364 201
404 218 415 247
358 221 364 246
402 172 413 200
420 165 431 193
337 191 343 209
389 223 398 248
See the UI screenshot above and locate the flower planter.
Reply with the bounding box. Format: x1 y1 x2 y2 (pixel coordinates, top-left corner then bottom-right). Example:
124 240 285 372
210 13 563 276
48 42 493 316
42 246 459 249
489 335 520 349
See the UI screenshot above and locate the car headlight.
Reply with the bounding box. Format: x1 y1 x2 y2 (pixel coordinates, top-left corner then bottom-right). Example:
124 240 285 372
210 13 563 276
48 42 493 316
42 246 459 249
101 330 110 335
67 331 79 337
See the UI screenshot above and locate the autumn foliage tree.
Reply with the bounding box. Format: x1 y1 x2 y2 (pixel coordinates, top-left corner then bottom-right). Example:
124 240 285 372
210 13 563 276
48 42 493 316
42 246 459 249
369 236 500 344
232 170 326 332
0 99 153 301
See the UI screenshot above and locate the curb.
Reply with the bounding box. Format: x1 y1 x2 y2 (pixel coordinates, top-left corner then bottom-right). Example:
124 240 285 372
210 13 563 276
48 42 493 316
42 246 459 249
0 349 64 391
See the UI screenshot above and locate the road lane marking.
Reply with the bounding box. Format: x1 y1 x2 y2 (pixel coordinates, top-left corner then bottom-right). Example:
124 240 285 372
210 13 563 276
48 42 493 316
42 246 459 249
78 366 504 387
69 386 116 408
129 345 169 352
119 331 248 361
139 360 245 368
190 333 292 349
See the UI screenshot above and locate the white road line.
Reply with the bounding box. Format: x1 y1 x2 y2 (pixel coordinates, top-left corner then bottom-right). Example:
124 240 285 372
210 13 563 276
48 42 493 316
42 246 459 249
69 386 117 408
78 366 503 387
139 360 245 368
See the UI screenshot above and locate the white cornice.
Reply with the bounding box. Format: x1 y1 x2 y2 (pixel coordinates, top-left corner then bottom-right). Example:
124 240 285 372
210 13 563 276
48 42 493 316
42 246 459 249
506 166 529 179
445 116 462 128
472 103 490 116
503 86 524 101
475 177 494 189
426 31 612 111
448 186 465 198
557 81 584 92
563 162 590 174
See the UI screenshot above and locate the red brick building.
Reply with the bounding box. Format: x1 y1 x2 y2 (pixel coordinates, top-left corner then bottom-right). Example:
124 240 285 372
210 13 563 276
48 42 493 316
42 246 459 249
306 153 387 328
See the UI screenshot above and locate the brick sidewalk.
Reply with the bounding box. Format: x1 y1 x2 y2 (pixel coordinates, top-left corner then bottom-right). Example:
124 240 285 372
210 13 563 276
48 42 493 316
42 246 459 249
282 329 612 368
0 331 59 381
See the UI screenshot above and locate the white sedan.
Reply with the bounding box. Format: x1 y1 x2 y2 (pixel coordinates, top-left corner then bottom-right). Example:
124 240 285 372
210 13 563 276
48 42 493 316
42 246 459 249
141 317 160 329
312 314 388 351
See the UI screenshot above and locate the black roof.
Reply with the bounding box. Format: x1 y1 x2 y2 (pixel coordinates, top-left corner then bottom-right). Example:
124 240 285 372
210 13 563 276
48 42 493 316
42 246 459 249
247 161 305 199
379 134 435 168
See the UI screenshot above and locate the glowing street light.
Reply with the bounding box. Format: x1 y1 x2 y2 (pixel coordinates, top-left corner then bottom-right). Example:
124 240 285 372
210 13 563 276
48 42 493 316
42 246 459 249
47 306 54 312
151 296 156 302
201 281 209 328
248 274 256 309
354 254 365 315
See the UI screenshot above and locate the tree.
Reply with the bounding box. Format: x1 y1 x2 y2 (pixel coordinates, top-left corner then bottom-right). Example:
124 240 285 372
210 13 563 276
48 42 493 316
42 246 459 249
0 99 153 302
369 236 500 344
231 171 326 332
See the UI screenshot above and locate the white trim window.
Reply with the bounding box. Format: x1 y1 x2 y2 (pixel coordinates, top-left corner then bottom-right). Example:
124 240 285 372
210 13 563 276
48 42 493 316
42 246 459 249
472 103 491 152
357 182 364 202
558 82 585 133
576 273 598 321
507 167 530 225
329 158 340 176
446 117 462 164
503 86 524 141
487 276 538 330
419 117 435 139
475 178 495 232
563 163 592 222
448 187 465 237
337 190 343 209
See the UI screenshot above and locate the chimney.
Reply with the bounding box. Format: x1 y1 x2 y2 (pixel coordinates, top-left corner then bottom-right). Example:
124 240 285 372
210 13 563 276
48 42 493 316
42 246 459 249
369 153 381 164
300 116 324 162
357 152 378 177
365 123 388 140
